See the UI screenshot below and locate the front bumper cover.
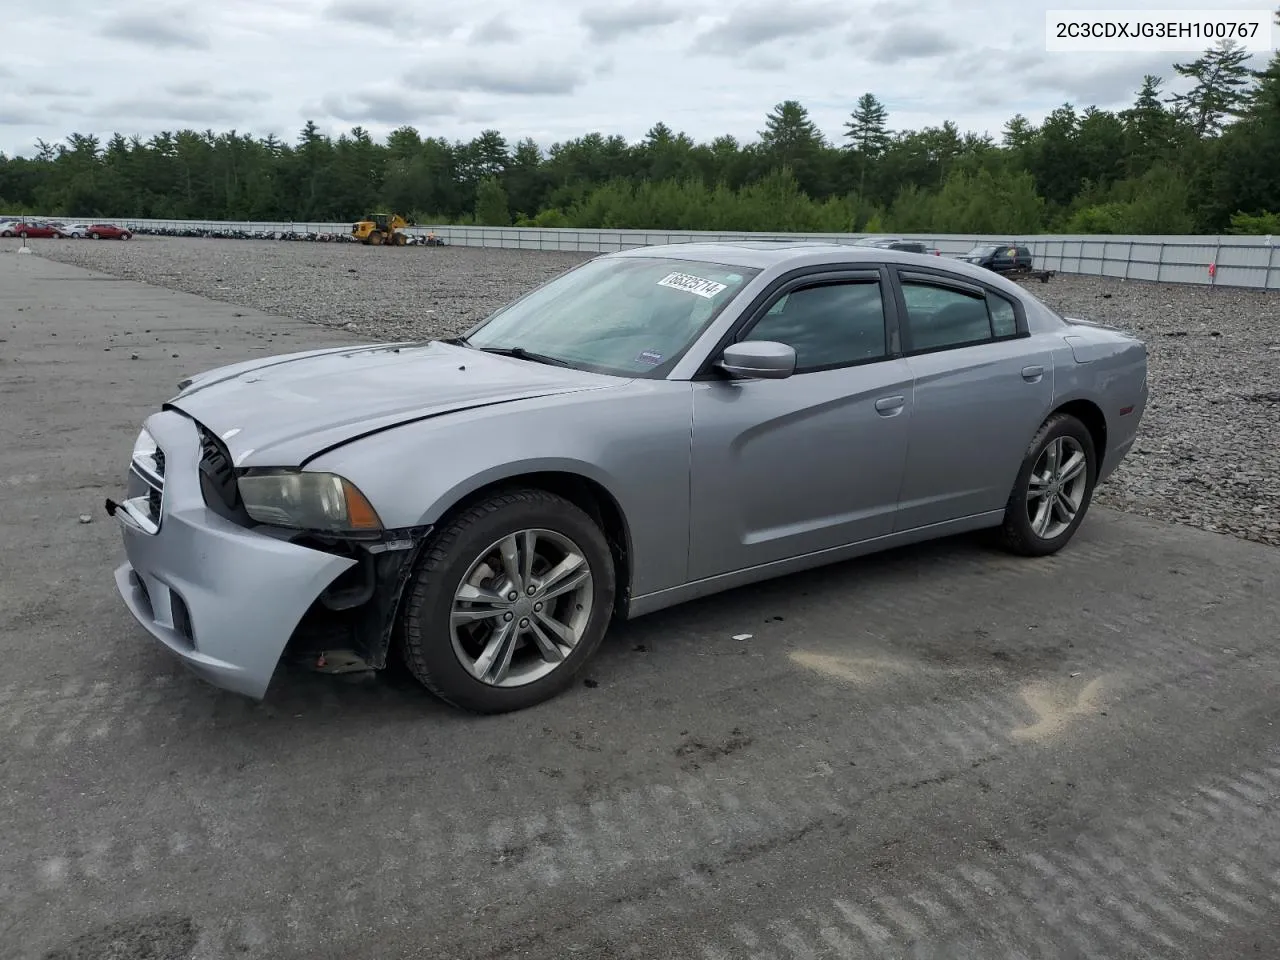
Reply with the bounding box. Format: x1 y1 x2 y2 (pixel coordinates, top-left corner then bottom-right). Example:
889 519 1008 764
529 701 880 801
109 409 356 699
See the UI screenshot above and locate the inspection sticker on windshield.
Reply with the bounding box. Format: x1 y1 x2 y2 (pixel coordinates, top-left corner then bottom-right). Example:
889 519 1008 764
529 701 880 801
657 272 727 299
635 349 664 365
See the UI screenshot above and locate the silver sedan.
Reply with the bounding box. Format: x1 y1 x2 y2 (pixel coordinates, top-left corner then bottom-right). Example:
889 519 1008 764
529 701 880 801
108 242 1148 712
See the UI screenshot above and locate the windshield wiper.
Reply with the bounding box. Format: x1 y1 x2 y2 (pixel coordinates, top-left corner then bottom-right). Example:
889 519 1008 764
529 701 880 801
477 345 573 368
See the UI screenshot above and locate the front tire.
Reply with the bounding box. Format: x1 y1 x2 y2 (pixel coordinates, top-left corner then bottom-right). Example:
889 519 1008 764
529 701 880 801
998 413 1097 557
399 489 616 713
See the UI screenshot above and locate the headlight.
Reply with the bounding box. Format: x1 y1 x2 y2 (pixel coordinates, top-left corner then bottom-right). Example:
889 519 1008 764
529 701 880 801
237 470 383 533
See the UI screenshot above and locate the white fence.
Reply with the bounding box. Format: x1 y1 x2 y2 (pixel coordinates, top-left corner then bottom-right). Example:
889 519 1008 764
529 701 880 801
91 217 1280 290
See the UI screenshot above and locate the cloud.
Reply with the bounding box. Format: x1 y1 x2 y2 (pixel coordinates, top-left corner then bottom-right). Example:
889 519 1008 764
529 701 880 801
320 0 454 35
319 90 458 125
0 107 43 126
99 11 209 50
863 24 959 63
99 98 248 123
579 2 688 41
469 16 520 44
24 83 91 98
404 59 584 96
163 82 269 103
693 0 849 52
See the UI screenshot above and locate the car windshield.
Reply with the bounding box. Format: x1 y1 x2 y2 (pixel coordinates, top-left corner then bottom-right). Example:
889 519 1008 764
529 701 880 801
462 256 759 377
966 245 999 256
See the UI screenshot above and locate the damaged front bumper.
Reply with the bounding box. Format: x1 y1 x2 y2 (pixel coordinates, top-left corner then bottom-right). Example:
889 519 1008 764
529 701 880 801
108 409 425 699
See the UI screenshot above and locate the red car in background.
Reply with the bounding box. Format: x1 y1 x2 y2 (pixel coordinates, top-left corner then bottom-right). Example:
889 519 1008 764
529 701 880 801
6 221 63 238
86 223 133 240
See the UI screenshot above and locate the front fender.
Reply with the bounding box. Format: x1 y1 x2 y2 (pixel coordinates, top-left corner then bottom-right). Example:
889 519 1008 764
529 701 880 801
305 382 696 599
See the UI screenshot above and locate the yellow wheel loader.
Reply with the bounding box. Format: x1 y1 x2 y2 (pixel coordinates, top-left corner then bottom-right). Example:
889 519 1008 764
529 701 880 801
351 213 413 246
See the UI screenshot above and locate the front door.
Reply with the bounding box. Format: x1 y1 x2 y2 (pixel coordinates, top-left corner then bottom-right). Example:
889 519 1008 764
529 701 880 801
688 271 915 581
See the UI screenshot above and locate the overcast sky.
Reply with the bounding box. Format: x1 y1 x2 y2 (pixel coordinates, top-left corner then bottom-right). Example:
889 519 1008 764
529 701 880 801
0 0 1270 157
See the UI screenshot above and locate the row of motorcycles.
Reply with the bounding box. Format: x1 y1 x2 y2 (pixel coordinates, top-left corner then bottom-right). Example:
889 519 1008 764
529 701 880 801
126 225 447 245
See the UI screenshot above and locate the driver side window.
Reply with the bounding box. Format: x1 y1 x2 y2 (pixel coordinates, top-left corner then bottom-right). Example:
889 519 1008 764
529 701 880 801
741 280 888 373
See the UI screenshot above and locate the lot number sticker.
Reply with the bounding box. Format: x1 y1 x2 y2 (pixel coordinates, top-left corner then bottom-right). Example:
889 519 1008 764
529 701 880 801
657 272 728 299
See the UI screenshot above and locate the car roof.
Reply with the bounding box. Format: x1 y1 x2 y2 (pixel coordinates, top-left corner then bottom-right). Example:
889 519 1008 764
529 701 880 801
603 240 1036 299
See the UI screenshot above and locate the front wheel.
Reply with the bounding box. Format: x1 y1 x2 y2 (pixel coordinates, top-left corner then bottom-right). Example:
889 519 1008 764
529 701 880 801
998 413 1097 557
399 489 616 713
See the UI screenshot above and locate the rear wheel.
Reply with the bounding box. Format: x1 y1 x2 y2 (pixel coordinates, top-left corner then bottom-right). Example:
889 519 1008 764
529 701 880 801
90 232 100 239
399 489 616 713
998 413 1097 557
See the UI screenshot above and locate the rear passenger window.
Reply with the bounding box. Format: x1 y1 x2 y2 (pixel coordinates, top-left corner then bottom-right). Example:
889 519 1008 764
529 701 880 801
743 280 887 372
900 281 996 352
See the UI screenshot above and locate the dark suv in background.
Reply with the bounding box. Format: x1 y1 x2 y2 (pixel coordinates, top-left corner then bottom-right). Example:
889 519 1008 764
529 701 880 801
957 243 1034 273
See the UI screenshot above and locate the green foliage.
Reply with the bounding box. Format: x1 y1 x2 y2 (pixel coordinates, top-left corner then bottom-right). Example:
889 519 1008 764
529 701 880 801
473 177 510 226
1062 164 1195 234
3 30 1279 235
1226 210 1280 234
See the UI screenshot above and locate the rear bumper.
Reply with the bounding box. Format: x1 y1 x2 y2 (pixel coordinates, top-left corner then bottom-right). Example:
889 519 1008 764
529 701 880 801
111 409 355 699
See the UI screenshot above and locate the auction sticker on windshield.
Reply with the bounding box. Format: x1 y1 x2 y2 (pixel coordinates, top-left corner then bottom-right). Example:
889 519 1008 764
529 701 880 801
657 272 728 299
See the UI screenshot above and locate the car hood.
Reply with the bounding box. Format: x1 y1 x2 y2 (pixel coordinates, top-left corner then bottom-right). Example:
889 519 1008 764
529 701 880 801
168 340 622 466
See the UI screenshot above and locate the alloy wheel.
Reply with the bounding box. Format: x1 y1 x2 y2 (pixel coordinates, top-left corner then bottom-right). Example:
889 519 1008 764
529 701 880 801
450 528 594 687
1025 435 1088 540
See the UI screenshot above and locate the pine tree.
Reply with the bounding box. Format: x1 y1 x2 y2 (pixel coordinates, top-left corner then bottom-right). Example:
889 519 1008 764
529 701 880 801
1168 39 1256 136
843 93 891 156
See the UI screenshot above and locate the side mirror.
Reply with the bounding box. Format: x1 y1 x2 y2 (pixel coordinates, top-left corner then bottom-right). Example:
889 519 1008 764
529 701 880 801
719 341 796 380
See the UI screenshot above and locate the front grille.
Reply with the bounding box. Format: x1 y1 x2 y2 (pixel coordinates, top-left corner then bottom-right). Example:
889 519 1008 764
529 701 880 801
148 447 165 516
197 425 250 524
128 443 165 532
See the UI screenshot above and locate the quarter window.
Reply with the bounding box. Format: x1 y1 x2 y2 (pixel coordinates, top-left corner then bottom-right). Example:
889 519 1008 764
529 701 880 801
988 293 1017 337
742 280 888 372
901 281 1014 352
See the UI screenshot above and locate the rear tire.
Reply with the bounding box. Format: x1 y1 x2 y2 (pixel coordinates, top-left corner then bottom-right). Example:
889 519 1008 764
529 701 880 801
998 413 1097 557
399 489 616 713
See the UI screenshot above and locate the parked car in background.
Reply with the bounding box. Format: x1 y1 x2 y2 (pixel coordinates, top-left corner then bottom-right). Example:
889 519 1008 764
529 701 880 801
87 223 133 240
853 237 942 256
6 221 64 238
0 220 20 237
109 241 1148 714
957 244 1035 273
58 223 90 238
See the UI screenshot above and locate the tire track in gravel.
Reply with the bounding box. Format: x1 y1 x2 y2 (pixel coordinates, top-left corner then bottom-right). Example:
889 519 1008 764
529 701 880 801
687 759 1280 960
6 641 1274 960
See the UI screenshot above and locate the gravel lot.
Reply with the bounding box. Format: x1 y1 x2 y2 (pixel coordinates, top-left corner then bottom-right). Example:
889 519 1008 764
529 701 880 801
5 247 1280 960
20 234 1280 546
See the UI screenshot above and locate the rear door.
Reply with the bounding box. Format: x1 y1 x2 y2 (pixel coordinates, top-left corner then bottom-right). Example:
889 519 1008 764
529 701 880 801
688 268 914 580
889 268 1054 531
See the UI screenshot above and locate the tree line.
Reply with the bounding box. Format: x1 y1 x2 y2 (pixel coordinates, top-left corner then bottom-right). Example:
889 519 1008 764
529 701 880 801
2 20 1279 237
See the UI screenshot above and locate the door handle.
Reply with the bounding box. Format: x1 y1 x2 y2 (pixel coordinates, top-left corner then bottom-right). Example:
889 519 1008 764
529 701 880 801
874 395 905 416
1021 365 1044 382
